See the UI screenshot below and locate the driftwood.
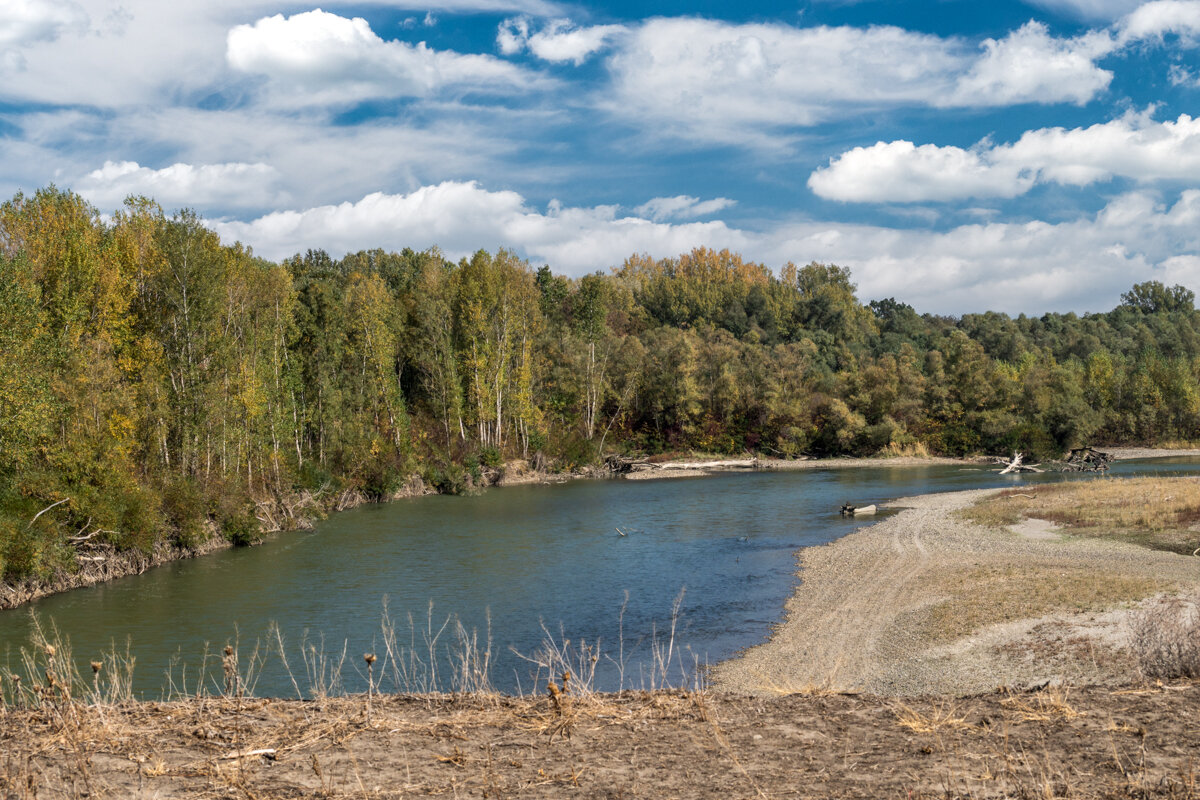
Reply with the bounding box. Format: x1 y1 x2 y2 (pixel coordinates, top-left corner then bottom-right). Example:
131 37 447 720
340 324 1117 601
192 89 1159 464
649 459 759 471
607 456 760 474
1063 447 1112 472
995 453 1043 474
840 503 877 516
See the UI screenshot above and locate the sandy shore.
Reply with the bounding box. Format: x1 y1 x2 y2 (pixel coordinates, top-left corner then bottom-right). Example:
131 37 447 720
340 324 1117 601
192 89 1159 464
712 486 1200 696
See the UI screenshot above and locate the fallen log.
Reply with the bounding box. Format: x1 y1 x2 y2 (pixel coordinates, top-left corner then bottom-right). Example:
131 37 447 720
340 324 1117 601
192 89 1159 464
996 452 1043 474
645 458 759 471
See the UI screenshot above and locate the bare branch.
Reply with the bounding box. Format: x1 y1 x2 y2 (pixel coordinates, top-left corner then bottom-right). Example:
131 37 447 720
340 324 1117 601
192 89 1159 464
28 498 68 528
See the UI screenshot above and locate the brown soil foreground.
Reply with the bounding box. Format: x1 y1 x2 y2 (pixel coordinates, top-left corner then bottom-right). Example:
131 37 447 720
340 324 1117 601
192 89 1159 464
3 685 1198 799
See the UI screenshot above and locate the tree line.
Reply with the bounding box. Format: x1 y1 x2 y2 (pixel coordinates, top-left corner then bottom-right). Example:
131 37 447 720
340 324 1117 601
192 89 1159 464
2 186 1199 581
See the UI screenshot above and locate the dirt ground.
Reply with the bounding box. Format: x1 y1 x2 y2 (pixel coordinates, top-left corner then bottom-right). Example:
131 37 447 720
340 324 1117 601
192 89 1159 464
2 684 1198 799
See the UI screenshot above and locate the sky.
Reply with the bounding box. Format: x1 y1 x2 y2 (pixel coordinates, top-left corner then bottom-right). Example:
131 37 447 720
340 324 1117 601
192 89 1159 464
3 0 1200 314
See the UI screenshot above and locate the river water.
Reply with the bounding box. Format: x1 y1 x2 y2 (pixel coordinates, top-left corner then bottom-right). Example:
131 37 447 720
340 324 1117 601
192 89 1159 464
2 458 1197 697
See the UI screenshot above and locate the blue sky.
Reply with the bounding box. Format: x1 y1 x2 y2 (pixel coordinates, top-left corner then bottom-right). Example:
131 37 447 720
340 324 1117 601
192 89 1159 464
3 0 1200 313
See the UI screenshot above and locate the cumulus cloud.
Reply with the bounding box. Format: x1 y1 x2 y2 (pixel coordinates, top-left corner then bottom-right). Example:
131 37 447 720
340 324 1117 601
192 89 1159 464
213 181 744 270
808 141 1033 202
810 112 1200 202
497 17 627 64
762 190 1200 314
946 22 1115 107
211 181 1200 314
633 195 736 221
227 9 539 104
1003 111 1200 184
1119 0 1200 42
603 18 1115 146
75 160 283 212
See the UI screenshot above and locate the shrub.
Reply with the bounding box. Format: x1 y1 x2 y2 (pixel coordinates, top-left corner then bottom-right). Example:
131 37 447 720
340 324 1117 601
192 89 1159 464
425 463 472 495
220 509 261 547
1131 595 1200 680
361 460 404 501
115 484 162 554
478 446 502 468
296 461 336 493
161 479 206 549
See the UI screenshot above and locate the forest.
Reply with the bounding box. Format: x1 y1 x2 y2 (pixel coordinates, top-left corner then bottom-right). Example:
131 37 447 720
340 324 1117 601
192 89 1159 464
2 185 1200 582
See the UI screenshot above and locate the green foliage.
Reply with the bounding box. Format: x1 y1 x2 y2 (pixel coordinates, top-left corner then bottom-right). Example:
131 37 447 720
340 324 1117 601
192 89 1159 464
161 479 207 549
478 446 502 468
424 463 472 496
5 183 1200 584
220 508 261 547
1121 281 1195 315
361 458 405 501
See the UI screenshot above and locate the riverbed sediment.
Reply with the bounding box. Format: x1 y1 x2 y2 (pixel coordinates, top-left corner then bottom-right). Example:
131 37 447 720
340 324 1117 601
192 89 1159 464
712 484 1200 696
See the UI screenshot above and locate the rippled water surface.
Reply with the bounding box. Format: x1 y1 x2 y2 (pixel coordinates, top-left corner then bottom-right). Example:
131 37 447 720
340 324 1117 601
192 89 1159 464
2 458 1197 695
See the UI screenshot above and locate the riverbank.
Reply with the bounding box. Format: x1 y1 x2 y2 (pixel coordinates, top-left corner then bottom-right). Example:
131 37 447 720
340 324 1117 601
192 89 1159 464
712 484 1200 696
2 683 1197 798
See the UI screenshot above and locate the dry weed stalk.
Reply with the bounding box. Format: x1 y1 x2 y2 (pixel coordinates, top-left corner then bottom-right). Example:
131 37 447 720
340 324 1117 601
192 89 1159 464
364 652 376 725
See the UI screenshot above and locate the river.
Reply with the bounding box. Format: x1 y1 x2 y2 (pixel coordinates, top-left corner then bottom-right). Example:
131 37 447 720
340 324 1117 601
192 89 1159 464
1 458 1197 697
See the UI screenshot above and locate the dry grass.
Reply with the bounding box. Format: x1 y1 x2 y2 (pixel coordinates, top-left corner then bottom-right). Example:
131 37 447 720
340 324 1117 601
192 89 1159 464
892 700 970 733
878 441 931 458
961 477 1200 554
908 564 1172 644
1000 685 1084 722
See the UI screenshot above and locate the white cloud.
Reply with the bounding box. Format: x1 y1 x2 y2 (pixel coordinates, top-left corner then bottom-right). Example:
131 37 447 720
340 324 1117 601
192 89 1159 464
633 196 737 221
22 103 539 217
606 19 958 144
228 9 538 105
75 160 282 212
810 112 1200 202
808 141 1033 202
762 190 1200 313
213 181 744 269
497 17 627 64
1003 111 1200 184
0 0 88 72
603 18 1114 146
211 181 1200 314
1119 0 1200 42
945 22 1115 107
0 0 87 48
